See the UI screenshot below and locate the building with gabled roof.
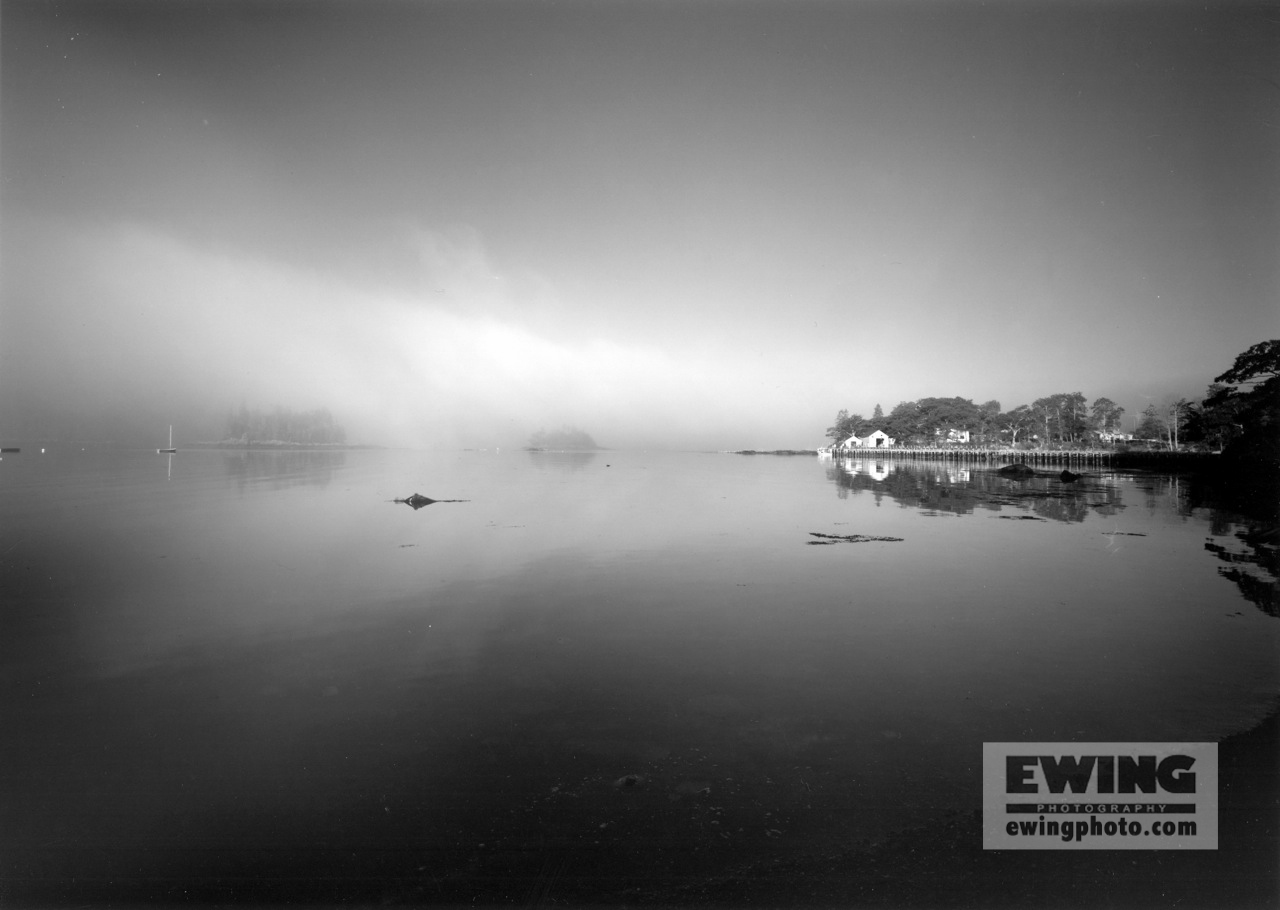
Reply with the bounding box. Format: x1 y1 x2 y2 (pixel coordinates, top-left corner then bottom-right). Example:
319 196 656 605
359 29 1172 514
840 429 895 449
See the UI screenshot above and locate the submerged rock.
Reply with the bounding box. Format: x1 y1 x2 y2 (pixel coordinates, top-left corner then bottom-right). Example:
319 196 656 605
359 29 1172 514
1059 470 1084 482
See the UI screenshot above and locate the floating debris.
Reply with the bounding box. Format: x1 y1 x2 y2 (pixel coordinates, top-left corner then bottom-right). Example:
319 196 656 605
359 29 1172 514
808 532 904 544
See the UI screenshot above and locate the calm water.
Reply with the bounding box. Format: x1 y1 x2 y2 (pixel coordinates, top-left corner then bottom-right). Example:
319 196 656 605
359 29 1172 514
2 447 1277 902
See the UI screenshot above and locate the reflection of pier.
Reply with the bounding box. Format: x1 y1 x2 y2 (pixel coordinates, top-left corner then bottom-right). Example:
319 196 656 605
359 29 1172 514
828 456 1126 521
832 448 1216 467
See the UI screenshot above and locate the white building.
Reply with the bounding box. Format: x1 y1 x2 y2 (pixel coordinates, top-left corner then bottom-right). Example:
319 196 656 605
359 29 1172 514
841 429 895 449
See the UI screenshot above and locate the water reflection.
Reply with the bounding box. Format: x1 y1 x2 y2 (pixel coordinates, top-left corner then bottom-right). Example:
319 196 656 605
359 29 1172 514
825 457 1279 620
221 449 346 490
524 449 600 471
826 456 1124 522
1204 529 1280 617
4 448 1278 906
1179 475 1280 617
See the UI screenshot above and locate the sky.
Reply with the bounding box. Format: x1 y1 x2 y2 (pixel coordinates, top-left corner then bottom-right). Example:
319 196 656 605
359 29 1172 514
2 0 1277 450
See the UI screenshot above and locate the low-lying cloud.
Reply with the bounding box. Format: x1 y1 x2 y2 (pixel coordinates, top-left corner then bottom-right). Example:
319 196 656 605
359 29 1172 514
2 217 820 449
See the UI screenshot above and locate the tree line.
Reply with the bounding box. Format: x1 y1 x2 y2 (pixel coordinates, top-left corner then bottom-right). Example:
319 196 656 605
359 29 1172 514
826 395 1121 448
826 340 1279 460
224 405 347 445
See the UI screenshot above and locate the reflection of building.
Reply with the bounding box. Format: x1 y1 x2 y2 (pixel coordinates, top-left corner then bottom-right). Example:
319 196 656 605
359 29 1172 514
826 457 1126 522
841 429 895 449
842 459 891 481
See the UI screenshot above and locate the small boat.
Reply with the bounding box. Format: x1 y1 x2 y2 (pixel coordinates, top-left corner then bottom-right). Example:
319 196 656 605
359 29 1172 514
157 425 177 454
0 447 19 454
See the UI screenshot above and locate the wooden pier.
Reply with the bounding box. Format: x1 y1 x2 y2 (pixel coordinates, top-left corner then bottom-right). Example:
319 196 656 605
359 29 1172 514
827 447 1217 468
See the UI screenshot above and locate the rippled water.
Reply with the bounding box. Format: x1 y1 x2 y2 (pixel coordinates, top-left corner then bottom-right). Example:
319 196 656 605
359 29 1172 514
2 447 1276 901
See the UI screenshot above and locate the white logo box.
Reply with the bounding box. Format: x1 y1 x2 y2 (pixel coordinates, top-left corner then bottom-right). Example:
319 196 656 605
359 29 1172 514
982 742 1218 850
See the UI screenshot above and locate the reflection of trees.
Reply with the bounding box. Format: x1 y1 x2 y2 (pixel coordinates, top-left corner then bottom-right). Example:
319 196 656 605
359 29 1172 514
1027 492 1093 523
827 460 997 516
1204 530 1279 617
825 458 1125 523
1180 474 1279 618
222 450 345 491
524 451 599 472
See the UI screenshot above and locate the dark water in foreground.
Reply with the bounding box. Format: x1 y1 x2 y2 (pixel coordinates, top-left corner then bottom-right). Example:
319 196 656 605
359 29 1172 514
2 448 1277 906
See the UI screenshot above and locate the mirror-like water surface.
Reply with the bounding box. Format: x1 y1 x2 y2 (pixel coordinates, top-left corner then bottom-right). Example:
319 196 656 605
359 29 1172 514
3 448 1276 903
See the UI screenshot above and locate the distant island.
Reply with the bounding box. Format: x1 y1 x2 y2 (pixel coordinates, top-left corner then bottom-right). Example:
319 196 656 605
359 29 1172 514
526 426 601 451
207 405 354 448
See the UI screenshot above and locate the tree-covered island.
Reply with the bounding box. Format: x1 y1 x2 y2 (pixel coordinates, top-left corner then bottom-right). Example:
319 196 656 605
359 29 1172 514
218 405 349 447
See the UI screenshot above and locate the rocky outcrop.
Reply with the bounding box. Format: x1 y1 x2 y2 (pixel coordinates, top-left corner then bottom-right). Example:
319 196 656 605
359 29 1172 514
393 494 469 509
394 494 437 509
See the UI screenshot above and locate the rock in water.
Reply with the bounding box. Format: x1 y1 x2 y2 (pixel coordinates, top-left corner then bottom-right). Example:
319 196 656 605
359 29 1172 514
395 493 437 509
998 463 1036 478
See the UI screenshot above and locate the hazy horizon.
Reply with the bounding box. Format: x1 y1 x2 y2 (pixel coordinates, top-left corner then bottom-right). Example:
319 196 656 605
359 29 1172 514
3 1 1276 451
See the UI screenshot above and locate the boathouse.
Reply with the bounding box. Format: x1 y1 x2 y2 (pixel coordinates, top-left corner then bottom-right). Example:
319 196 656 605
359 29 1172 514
842 429 895 449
